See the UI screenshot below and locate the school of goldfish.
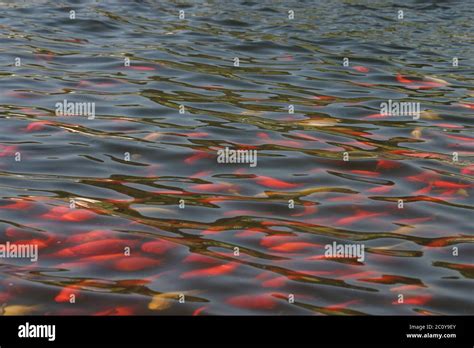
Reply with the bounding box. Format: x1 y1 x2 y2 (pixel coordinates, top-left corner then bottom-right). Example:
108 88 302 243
0 1 473 316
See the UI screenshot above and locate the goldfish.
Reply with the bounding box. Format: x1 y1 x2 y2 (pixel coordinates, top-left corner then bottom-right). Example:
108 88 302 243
191 183 234 192
126 66 156 71
432 180 471 189
55 285 80 303
396 74 448 89
113 256 161 271
192 306 207 316
461 165 474 175
392 295 432 305
262 276 287 288
254 175 301 189
141 240 176 255
227 293 278 310
270 242 321 253
366 185 393 194
180 262 239 279
352 66 369 73
336 210 385 226
0 200 33 210
458 102 474 109
325 299 361 310
0 145 18 157
184 151 213 164
259 235 296 247
25 121 54 132
40 206 96 222
66 230 114 244
313 95 336 101
52 239 133 258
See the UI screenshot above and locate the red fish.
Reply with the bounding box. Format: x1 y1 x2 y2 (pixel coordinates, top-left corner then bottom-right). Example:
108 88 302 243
270 242 321 253
290 202 317 217
141 240 176 255
0 200 33 210
396 74 446 89
25 121 53 132
180 262 239 279
191 183 234 192
113 256 161 271
152 190 188 195
366 185 393 194
458 103 474 109
390 284 425 292
336 210 385 226
445 134 474 142
0 145 18 157
395 216 432 225
190 170 213 178
53 239 133 258
192 306 207 316
376 160 400 170
227 293 278 309
186 132 209 138
461 165 474 175
435 123 463 129
55 286 80 303
78 253 124 263
291 132 319 142
326 299 360 310
66 230 114 244
260 235 295 247
396 74 414 84
392 295 432 305
184 151 213 164
413 185 432 195
40 207 96 222
257 132 270 139
363 113 385 119
352 66 369 73
235 228 267 238
262 276 287 288
432 180 471 189
202 226 227 235
313 95 336 101
127 66 156 71
254 176 301 189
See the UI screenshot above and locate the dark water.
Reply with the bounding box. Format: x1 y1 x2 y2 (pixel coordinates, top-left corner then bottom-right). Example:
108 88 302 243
0 0 473 315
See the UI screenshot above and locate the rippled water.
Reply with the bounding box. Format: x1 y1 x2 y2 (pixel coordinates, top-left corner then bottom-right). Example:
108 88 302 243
0 0 473 315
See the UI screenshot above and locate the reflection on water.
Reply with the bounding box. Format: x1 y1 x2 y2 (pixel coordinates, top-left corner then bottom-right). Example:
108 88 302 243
0 0 473 315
